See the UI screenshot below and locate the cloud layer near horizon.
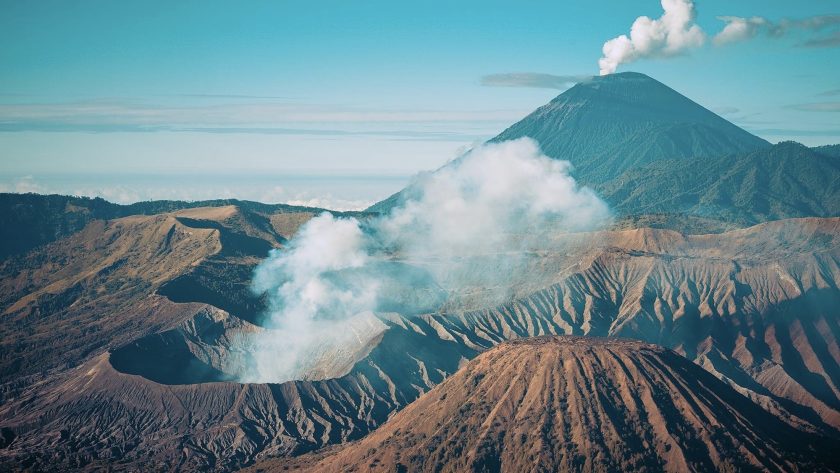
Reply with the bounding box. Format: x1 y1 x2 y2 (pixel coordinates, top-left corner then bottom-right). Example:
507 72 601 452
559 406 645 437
0 100 520 137
480 73 591 90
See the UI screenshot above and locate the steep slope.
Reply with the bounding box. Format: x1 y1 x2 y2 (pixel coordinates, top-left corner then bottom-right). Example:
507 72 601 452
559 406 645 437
0 193 362 260
0 311 474 471
368 72 769 214
493 72 769 184
0 193 122 260
2 218 839 471
427 218 840 432
260 337 836 473
601 141 840 226
0 211 222 392
0 203 323 397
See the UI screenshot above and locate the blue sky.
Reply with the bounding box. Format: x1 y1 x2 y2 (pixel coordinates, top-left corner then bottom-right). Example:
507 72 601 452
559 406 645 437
1 0 839 207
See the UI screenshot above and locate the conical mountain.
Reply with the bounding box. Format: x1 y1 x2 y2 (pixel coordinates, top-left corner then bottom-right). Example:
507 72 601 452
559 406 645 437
368 72 770 214
492 71 770 184
265 337 836 472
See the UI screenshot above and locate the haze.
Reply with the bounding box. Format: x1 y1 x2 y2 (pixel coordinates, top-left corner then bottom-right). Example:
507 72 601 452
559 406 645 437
2 0 839 209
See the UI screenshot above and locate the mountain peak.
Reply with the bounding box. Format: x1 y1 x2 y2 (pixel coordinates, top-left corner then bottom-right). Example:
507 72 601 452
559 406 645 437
491 72 770 184
549 71 708 116
592 70 658 83
603 70 653 78
772 140 809 151
368 73 771 214
548 71 659 91
269 336 833 472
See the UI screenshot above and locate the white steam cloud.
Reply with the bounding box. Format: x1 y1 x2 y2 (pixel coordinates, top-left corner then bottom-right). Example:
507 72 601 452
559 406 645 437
600 3 840 74
238 138 611 383
599 0 705 75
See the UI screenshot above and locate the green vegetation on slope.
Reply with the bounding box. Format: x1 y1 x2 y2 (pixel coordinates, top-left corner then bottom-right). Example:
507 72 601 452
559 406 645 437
600 141 840 227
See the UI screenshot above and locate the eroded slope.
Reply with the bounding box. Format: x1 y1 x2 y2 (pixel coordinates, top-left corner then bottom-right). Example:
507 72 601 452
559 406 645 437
2 216 839 470
259 337 835 472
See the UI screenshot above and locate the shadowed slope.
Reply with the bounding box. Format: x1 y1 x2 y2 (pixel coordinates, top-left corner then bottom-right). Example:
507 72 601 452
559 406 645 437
259 337 835 472
492 72 769 184
0 311 475 471
2 203 839 470
602 141 840 226
0 193 365 260
368 72 770 216
0 204 316 392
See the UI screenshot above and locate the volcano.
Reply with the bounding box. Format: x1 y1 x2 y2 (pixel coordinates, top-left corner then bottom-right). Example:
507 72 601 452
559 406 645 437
1 72 839 471
369 73 840 233
256 336 835 472
369 72 771 214
491 72 770 184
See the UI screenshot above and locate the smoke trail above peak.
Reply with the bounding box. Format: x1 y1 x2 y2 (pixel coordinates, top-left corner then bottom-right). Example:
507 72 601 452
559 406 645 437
238 138 611 383
599 2 840 75
599 0 705 75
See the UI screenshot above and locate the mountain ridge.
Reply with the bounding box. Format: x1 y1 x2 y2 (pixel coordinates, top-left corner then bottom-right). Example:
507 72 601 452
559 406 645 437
0 193 370 261
2 215 839 470
492 72 770 183
1 73 839 471
253 336 837 472
367 72 775 219
602 140 840 226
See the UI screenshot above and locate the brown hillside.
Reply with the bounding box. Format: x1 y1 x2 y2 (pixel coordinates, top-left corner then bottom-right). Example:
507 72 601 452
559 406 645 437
255 337 835 472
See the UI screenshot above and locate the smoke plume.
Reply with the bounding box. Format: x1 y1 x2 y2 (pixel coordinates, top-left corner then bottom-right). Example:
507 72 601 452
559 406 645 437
599 3 840 74
714 15 840 46
237 138 611 383
599 0 705 75
713 16 768 46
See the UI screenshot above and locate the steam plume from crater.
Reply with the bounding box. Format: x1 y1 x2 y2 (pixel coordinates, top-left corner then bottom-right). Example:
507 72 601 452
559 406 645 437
237 138 611 383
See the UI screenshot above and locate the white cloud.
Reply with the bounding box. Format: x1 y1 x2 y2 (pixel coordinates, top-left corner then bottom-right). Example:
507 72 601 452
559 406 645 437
599 0 706 75
712 106 740 115
0 175 45 194
713 14 840 46
713 16 767 45
0 174 400 211
239 138 612 383
599 6 840 74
